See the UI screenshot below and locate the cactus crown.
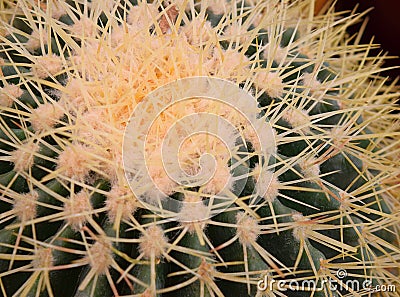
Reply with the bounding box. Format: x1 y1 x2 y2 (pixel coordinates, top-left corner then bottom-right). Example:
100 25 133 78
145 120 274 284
0 0 399 297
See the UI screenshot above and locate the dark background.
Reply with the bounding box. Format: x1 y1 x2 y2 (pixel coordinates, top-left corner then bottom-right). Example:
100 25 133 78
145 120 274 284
335 0 400 83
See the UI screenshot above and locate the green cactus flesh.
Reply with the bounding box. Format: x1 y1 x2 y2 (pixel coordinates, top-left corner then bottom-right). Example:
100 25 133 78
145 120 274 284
0 1 399 297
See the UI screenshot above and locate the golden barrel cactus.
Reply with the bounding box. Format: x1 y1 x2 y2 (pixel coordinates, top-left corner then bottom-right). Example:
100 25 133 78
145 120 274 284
0 0 399 296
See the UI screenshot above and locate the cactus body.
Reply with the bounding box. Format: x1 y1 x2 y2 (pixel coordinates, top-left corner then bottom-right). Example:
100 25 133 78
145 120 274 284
0 1 399 297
